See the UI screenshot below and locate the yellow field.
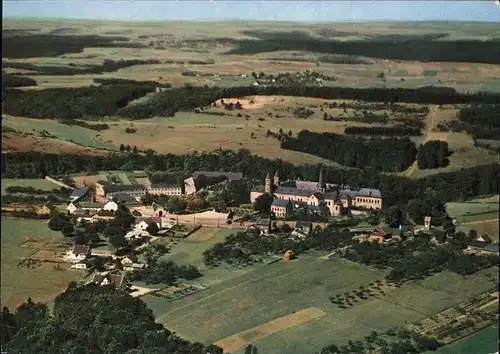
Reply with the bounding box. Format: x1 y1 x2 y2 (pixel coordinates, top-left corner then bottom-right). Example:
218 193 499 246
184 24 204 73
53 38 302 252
215 307 327 353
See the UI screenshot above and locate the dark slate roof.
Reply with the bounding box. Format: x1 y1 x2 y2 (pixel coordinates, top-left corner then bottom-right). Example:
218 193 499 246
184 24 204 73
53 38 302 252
193 171 243 181
324 190 352 200
271 199 292 207
70 186 90 198
353 188 382 198
274 186 311 197
112 193 138 203
103 184 146 193
150 183 181 189
312 192 324 200
96 180 111 185
79 202 103 209
95 210 115 217
468 241 499 253
255 217 271 225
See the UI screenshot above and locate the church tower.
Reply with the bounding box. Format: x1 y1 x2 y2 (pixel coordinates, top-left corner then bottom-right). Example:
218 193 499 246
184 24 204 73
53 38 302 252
317 167 326 193
265 172 272 193
273 171 280 186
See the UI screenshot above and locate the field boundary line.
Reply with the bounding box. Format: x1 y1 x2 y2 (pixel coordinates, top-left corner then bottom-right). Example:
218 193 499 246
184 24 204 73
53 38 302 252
457 218 498 226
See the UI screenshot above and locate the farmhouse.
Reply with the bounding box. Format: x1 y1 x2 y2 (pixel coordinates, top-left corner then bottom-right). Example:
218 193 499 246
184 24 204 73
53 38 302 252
70 260 92 270
250 169 383 216
295 220 313 234
148 183 182 196
353 227 401 244
67 201 103 214
135 217 162 230
112 193 138 205
271 199 293 218
65 245 91 263
89 271 129 289
91 210 115 222
466 241 500 256
254 217 271 234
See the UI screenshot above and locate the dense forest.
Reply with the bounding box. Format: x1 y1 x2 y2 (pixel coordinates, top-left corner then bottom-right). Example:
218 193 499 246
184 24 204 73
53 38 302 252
93 77 171 87
1 285 222 354
2 59 162 76
455 104 500 140
2 72 37 88
344 126 422 136
2 85 154 119
2 34 147 58
2 150 499 206
4 84 500 121
281 130 418 172
218 36 500 64
417 141 451 170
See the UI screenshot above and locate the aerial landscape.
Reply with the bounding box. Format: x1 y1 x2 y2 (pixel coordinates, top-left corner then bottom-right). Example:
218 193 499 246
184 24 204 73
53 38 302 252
1 1 499 353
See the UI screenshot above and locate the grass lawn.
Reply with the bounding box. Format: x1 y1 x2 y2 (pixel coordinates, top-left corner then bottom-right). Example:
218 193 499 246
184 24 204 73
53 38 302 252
1 217 80 310
2 116 114 150
1 178 60 193
446 200 499 222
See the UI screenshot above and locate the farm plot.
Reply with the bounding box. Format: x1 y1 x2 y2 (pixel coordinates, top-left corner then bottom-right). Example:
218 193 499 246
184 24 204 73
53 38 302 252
1 217 81 310
446 200 499 225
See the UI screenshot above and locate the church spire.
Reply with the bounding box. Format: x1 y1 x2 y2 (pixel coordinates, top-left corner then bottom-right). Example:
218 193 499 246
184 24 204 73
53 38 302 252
317 167 326 193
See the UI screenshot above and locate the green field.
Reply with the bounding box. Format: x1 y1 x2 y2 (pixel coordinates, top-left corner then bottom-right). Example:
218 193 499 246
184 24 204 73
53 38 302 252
0 217 79 310
432 325 499 354
446 199 499 223
1 178 60 193
142 244 498 354
2 116 114 150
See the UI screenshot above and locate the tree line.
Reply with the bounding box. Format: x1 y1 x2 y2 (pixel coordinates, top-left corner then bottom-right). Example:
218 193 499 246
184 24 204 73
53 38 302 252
417 140 451 170
2 150 499 206
2 72 37 88
344 126 422 136
280 130 418 172
3 59 162 76
2 84 154 119
94 77 171 88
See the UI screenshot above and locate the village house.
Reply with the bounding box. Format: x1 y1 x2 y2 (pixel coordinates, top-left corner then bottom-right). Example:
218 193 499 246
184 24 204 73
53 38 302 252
91 210 115 222
353 227 401 244
254 217 271 234
66 201 103 214
69 185 91 202
148 183 183 196
250 169 383 217
88 271 129 289
152 202 167 217
295 220 313 235
135 217 162 231
466 241 499 256
103 201 119 212
271 199 294 218
70 260 93 270
64 245 91 263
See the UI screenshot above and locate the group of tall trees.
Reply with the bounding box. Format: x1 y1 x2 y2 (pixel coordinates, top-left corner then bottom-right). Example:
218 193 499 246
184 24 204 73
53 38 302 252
455 104 500 140
1 285 222 354
2 72 37 88
2 150 499 206
344 126 422 136
280 130 418 172
417 140 450 170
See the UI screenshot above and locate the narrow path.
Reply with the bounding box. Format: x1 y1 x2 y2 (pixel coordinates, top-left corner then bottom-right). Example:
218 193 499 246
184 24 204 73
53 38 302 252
45 176 75 190
404 105 440 177
458 218 499 226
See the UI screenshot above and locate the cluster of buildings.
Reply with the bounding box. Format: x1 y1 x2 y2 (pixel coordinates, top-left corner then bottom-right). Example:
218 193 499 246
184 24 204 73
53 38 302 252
251 168 383 219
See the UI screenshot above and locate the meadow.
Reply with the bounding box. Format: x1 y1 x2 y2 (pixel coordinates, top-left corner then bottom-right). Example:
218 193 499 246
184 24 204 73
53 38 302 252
1 178 60 193
142 244 498 353
2 115 115 150
432 324 499 354
0 217 80 310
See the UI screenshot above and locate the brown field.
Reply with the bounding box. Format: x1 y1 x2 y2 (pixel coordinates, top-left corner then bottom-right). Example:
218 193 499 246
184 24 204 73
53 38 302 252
2 132 109 156
31 249 67 262
185 227 220 242
215 307 327 353
72 174 108 187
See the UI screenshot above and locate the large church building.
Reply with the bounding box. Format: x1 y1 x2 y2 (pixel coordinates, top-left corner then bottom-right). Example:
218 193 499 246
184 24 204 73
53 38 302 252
250 168 383 216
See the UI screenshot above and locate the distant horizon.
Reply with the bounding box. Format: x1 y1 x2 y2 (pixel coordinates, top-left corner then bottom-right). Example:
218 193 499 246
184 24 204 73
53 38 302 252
3 1 500 23
3 17 500 24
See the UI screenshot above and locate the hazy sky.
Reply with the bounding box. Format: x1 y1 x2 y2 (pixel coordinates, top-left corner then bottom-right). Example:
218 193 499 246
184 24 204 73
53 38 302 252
3 1 500 22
